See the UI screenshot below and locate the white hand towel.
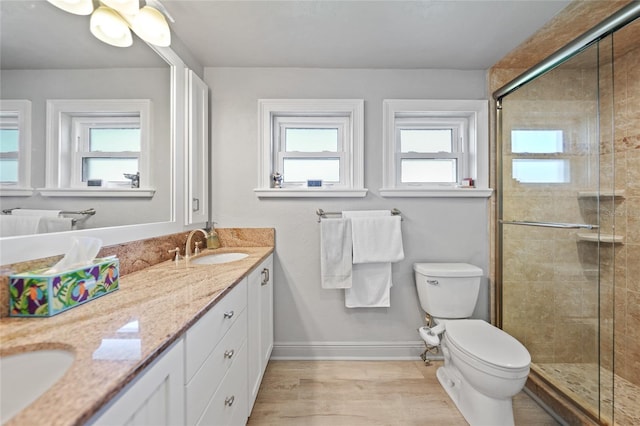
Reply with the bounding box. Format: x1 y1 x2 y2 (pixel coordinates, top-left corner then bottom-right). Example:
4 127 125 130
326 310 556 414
345 263 392 308
11 209 62 217
38 217 74 233
0 215 41 237
350 215 404 264
320 218 352 289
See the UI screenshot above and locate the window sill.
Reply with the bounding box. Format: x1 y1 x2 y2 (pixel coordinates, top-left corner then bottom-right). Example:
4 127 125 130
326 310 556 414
379 187 493 198
0 187 35 197
38 188 156 198
254 188 368 198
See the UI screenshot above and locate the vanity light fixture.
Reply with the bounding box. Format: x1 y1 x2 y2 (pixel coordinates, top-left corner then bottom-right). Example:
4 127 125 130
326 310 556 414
128 5 171 47
46 0 94 15
46 0 171 48
90 5 134 47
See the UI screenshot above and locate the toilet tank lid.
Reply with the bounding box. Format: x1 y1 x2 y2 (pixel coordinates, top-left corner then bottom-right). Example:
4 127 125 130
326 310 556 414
413 263 483 277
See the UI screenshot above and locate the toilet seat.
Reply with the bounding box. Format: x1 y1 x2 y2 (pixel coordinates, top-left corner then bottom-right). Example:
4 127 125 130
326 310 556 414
445 320 530 370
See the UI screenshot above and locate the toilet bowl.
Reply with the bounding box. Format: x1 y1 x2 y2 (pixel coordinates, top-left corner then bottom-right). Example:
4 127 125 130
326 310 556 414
437 319 530 425
414 263 531 426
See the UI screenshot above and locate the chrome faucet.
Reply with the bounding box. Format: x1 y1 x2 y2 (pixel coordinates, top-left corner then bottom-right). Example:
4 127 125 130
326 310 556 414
185 229 209 259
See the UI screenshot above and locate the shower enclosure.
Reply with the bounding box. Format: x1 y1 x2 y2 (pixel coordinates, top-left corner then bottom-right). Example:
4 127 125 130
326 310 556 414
495 4 639 425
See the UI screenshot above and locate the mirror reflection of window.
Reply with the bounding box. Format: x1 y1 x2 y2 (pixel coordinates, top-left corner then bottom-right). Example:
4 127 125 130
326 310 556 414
73 117 142 185
0 100 31 191
0 121 19 184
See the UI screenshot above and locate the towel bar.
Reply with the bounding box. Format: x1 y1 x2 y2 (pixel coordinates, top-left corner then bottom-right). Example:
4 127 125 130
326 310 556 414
316 208 402 223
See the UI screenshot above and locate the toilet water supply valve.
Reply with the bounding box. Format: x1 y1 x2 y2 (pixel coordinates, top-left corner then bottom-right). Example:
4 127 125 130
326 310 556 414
419 322 446 346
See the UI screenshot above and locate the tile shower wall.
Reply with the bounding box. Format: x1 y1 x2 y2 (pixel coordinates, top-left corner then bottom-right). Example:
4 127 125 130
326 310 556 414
499 61 601 365
611 18 640 387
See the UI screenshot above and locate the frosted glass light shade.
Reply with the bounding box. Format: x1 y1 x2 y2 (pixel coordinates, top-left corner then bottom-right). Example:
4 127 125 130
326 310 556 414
90 6 133 47
130 6 171 47
101 0 139 16
46 0 94 15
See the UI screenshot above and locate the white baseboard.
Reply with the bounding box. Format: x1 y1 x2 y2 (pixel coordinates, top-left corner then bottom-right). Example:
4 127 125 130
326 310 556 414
271 340 425 360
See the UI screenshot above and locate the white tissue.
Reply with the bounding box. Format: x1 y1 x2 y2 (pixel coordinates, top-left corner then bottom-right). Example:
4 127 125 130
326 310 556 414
46 237 102 274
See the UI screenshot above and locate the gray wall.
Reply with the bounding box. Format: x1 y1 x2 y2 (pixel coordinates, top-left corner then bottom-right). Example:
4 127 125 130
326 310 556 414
1 67 171 229
206 67 490 358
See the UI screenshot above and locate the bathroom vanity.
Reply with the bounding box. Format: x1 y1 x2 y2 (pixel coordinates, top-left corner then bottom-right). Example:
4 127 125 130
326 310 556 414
0 245 274 426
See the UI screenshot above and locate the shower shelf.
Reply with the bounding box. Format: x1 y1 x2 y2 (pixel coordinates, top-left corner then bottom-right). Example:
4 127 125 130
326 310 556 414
577 190 625 199
577 233 624 244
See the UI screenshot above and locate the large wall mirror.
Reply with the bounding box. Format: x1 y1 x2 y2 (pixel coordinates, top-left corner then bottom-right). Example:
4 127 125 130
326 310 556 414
0 0 193 264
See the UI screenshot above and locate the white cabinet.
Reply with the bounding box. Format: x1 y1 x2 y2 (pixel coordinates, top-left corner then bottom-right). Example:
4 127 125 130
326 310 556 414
89 339 185 426
185 278 248 426
185 69 209 226
247 255 274 414
89 260 272 426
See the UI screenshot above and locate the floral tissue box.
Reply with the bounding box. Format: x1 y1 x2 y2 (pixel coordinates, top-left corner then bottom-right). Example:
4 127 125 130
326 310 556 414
9 257 119 317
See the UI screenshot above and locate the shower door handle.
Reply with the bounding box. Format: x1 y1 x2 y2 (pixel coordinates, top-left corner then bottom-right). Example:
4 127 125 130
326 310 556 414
500 220 599 230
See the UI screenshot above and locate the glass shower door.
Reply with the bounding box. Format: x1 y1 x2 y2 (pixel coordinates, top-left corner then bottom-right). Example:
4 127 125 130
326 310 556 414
499 38 615 422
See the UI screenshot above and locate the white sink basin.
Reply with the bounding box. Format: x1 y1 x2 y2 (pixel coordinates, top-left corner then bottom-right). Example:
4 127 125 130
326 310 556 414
190 252 249 265
0 349 75 423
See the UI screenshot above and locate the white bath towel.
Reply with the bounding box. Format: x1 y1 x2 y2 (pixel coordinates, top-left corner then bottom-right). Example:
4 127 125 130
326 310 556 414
342 210 398 308
350 215 404 264
345 263 392 308
0 215 41 237
320 218 352 289
11 209 62 217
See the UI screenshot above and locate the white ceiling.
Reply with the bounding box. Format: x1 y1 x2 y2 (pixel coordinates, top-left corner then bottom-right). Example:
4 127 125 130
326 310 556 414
0 0 571 70
161 0 571 69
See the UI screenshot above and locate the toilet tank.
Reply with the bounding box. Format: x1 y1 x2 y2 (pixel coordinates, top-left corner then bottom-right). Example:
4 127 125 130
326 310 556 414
413 263 483 318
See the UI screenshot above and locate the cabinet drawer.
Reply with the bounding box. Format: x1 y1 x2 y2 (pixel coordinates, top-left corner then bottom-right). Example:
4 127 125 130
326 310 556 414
185 278 247 382
196 341 248 426
186 309 247 425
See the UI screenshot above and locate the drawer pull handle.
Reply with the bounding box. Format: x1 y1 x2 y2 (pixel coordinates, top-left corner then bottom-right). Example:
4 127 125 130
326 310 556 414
261 268 270 286
224 395 235 407
223 310 234 319
224 349 235 359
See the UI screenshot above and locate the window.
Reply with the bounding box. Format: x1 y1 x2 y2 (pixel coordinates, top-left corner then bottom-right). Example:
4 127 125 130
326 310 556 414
395 118 466 184
0 100 32 195
510 129 570 183
382 99 491 197
256 99 366 198
44 99 154 197
71 116 141 187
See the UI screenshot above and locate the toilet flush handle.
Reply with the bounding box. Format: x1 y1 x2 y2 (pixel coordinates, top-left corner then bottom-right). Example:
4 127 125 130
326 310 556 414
427 279 439 285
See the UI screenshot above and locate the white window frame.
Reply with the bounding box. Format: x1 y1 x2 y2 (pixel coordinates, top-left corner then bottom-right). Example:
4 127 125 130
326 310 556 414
71 116 142 188
274 116 349 187
394 117 466 186
256 99 366 198
381 99 492 198
0 100 33 196
44 99 154 198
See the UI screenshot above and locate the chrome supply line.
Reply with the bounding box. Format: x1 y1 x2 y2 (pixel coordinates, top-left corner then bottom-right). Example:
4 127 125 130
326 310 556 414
493 1 640 101
316 208 402 223
500 220 598 230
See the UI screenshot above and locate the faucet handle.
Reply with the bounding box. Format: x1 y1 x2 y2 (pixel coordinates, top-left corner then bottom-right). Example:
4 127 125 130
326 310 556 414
168 247 182 262
194 241 202 255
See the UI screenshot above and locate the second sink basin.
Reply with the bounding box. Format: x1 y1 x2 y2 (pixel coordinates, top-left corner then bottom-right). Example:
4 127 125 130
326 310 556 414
190 252 249 265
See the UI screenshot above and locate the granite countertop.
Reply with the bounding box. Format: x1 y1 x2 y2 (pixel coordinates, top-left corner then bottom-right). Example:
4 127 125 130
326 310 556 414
0 245 274 426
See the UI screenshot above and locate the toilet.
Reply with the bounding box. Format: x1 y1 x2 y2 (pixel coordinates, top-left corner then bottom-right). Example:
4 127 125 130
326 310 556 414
414 263 531 426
